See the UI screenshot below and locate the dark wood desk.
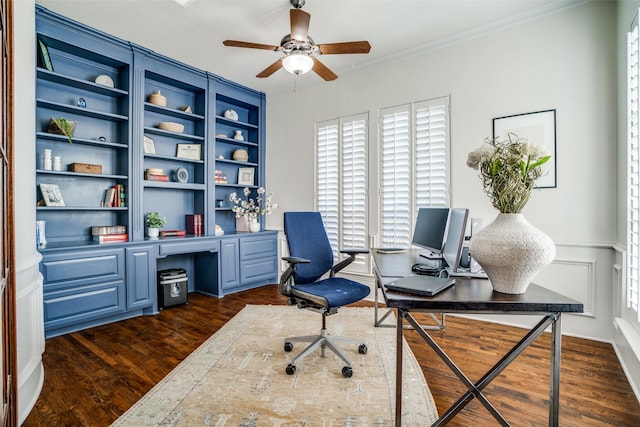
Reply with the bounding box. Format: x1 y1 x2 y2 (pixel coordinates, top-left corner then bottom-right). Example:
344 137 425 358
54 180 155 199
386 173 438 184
372 250 584 427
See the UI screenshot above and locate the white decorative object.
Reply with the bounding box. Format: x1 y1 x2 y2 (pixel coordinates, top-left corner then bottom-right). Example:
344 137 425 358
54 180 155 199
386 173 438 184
94 74 115 88
469 213 555 294
233 130 244 141
147 227 160 239
43 149 52 171
224 109 238 120
53 156 61 171
232 148 249 162
249 219 261 233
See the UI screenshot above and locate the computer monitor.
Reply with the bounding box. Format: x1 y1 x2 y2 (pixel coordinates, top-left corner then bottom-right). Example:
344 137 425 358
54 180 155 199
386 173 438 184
442 208 469 272
411 207 450 259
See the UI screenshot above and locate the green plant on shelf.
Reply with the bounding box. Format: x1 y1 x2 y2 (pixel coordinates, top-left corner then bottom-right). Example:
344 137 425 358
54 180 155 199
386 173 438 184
145 211 167 229
48 117 76 144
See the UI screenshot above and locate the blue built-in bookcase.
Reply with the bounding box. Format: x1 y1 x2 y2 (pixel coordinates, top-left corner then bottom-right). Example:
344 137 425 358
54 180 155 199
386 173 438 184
35 5 276 338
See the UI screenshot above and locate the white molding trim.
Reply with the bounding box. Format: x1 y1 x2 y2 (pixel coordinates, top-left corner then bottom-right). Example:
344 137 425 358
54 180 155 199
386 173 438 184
551 256 597 318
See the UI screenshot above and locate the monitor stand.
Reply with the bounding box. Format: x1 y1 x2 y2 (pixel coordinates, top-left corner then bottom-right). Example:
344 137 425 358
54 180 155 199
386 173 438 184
419 251 443 260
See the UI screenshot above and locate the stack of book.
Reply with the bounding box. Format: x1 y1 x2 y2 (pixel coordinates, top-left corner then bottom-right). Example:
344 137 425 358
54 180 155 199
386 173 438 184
103 184 126 207
92 225 128 243
215 169 227 184
145 168 169 182
186 214 203 235
160 229 186 238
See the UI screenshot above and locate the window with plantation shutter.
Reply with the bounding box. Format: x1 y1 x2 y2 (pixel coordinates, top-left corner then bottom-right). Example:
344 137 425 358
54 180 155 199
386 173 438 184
380 97 450 248
316 114 369 274
627 11 640 332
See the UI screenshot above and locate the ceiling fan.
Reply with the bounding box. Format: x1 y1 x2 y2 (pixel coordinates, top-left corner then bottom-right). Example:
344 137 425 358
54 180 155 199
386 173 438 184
223 0 371 81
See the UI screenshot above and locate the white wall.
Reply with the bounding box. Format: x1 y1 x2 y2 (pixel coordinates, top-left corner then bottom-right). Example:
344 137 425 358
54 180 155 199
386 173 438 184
266 1 618 341
14 0 45 423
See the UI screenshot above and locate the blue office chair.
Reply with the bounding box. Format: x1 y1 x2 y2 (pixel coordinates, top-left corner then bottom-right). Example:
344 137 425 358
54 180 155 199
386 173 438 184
280 212 371 377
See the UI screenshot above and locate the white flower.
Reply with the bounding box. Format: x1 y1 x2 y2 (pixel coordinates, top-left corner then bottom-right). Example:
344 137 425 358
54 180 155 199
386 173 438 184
229 187 277 220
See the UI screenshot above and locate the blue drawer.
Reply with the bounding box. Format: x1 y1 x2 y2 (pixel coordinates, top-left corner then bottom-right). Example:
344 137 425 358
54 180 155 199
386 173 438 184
241 257 277 285
240 235 277 260
41 249 124 289
44 280 126 330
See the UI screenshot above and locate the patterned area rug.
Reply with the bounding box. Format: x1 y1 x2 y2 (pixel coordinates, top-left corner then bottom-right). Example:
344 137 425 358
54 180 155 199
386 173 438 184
112 305 438 426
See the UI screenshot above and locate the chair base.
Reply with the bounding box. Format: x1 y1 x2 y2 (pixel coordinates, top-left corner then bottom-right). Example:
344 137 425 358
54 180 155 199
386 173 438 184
284 327 367 377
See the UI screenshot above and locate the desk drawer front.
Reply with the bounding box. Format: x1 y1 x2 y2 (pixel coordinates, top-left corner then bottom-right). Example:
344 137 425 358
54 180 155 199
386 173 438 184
44 280 126 329
240 236 277 260
241 257 277 285
42 250 124 287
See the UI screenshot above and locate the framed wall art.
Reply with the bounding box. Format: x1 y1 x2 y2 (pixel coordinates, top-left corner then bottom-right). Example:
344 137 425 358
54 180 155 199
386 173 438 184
143 135 156 154
493 109 557 189
176 143 201 160
238 167 255 186
39 183 65 206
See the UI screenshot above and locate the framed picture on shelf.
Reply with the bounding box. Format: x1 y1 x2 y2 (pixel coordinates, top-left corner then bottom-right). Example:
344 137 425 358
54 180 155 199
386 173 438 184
176 143 201 160
37 38 54 71
39 183 65 206
143 135 156 154
492 109 557 189
238 167 255 186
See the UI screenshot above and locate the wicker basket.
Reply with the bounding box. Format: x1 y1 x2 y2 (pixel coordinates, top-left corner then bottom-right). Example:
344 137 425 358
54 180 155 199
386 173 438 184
149 90 167 107
158 122 184 133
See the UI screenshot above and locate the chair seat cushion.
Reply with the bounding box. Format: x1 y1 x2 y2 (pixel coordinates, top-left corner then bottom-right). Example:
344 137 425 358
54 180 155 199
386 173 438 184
292 277 371 309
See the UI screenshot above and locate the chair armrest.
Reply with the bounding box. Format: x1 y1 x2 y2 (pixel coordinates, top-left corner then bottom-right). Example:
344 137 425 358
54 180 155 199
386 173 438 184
279 256 310 296
340 248 370 256
333 248 370 275
282 256 311 265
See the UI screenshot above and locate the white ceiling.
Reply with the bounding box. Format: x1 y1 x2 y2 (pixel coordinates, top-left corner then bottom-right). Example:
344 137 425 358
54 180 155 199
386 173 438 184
36 0 585 95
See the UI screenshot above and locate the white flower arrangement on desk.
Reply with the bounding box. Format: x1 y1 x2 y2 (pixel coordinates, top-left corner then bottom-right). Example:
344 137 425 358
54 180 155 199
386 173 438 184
229 187 277 222
467 132 551 213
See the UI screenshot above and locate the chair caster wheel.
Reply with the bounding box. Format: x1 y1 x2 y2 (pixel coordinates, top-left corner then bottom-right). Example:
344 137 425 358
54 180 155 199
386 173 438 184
358 344 368 354
284 342 293 352
286 364 296 375
342 366 353 378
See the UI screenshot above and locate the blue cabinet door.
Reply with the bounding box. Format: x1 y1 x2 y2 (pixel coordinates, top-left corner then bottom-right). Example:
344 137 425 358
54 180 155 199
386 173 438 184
220 238 240 291
126 245 155 310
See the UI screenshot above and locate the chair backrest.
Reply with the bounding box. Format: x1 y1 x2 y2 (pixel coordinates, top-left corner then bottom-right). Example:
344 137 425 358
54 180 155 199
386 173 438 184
284 212 334 284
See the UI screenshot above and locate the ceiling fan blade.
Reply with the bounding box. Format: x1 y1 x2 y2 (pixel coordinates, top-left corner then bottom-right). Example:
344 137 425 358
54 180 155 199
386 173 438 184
317 41 371 55
223 40 280 51
312 57 337 81
290 9 310 42
256 59 283 78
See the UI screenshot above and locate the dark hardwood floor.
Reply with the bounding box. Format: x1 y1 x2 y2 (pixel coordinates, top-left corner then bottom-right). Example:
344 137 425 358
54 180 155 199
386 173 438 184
23 285 640 426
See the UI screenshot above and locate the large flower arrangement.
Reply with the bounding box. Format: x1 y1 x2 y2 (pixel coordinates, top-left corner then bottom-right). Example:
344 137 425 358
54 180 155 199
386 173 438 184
467 132 550 213
229 187 277 221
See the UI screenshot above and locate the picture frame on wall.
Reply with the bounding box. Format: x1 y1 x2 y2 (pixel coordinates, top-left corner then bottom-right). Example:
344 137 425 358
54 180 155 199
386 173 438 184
238 167 255 186
493 109 557 189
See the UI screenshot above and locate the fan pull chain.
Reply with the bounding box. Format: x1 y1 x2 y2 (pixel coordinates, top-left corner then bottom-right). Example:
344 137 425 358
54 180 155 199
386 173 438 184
294 72 299 92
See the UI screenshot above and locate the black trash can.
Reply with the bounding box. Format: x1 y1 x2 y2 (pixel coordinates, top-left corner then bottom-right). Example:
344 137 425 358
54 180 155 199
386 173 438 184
158 268 188 309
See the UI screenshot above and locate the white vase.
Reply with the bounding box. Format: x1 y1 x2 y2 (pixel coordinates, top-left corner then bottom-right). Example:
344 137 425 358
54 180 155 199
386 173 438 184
249 219 260 233
147 227 160 239
469 213 555 294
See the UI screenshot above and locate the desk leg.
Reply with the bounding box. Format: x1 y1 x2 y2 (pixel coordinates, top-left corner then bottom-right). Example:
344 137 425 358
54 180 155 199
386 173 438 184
395 309 404 427
549 313 561 427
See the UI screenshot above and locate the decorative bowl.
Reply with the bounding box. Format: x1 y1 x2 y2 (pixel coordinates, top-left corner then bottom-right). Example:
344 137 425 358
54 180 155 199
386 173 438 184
94 74 114 88
158 122 184 133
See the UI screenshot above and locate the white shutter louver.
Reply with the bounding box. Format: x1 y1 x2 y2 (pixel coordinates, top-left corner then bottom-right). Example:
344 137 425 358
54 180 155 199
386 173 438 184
628 19 640 321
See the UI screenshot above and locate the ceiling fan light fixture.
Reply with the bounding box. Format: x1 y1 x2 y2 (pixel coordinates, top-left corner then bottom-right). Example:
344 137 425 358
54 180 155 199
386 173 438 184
282 52 313 75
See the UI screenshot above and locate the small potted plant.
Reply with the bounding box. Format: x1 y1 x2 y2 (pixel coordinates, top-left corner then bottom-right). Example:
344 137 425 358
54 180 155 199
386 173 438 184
47 117 77 144
145 212 166 239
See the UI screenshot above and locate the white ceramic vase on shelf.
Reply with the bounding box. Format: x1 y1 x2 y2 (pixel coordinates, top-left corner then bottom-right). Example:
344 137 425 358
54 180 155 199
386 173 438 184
469 213 555 294
147 227 160 239
249 219 260 233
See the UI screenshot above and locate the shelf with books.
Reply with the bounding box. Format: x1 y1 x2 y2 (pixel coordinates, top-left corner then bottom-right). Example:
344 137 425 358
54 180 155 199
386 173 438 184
36 15 132 246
